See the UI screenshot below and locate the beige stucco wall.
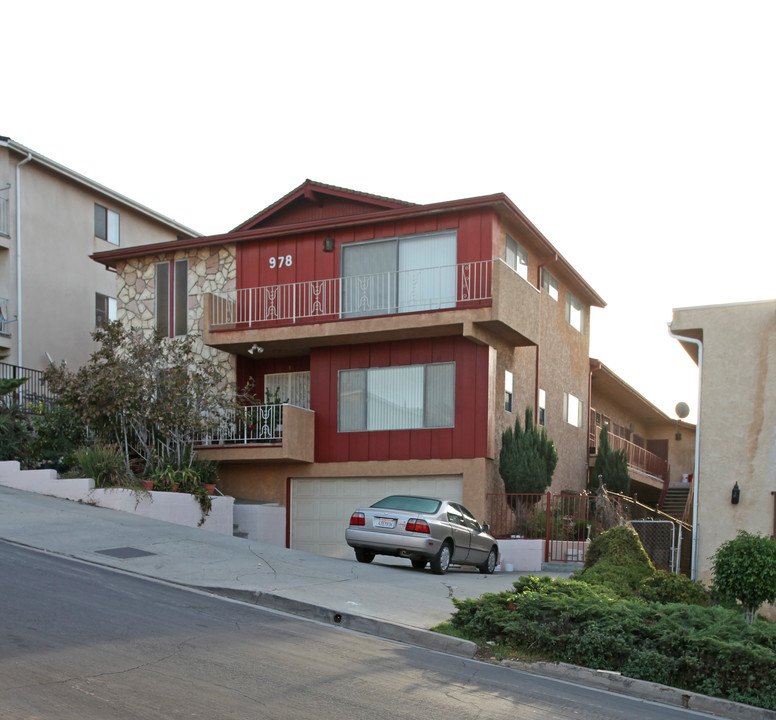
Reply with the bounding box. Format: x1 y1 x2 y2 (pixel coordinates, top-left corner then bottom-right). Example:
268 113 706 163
0 146 196 372
671 299 776 588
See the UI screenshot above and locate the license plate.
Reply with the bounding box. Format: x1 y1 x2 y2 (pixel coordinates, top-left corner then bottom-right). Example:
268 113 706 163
374 517 396 529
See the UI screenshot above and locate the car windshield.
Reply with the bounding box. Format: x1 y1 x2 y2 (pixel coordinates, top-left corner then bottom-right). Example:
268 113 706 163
371 496 441 514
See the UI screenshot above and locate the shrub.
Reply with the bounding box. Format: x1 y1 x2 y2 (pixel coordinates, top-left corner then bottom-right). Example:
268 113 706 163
638 570 711 606
576 525 654 596
712 531 776 623
72 444 134 488
445 575 776 710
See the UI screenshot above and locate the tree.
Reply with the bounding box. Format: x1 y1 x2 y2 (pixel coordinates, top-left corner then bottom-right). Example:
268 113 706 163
44 321 233 469
499 407 558 496
712 531 776 623
593 423 631 495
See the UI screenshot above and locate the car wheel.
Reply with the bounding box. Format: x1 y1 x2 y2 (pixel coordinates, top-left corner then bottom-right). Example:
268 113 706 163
411 559 427 570
354 548 375 564
478 547 497 574
430 542 452 575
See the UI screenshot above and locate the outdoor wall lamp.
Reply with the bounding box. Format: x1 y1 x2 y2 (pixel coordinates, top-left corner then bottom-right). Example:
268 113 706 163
248 344 264 355
323 235 335 252
731 482 741 505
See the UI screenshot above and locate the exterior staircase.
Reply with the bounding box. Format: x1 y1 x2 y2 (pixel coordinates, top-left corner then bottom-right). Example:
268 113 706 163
660 483 692 522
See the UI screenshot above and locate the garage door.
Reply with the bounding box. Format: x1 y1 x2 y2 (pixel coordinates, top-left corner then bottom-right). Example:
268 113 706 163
290 476 463 559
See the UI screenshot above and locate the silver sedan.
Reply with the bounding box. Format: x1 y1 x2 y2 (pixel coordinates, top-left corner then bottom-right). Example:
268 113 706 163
345 495 499 575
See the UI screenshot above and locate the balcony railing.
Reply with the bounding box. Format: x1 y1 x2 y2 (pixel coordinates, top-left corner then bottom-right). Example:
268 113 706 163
589 415 668 480
195 404 285 446
209 259 493 329
0 361 54 410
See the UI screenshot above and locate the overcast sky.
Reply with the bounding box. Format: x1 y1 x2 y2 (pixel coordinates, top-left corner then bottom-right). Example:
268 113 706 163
5 0 775 423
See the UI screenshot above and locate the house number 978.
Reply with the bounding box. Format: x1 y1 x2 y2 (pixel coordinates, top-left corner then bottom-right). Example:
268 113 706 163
269 255 293 269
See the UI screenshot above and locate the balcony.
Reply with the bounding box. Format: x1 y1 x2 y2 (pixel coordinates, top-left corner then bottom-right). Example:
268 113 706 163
588 418 668 484
203 259 540 356
194 403 314 464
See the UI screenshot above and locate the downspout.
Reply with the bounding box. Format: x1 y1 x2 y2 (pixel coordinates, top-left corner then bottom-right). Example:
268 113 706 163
667 326 703 581
15 152 32 367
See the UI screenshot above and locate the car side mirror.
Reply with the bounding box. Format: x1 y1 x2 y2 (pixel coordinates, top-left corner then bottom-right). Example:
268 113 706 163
481 523 489 533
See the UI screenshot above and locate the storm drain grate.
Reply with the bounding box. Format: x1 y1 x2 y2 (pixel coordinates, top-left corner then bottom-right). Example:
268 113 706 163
95 547 156 559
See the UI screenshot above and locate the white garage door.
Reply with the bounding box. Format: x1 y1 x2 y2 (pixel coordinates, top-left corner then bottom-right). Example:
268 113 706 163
290 476 463 559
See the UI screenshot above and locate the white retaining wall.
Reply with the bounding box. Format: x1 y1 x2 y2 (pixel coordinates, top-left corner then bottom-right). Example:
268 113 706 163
0 461 234 535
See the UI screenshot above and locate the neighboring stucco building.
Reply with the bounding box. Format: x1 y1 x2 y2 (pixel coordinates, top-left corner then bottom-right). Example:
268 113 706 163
95 180 606 559
0 136 199 379
589 359 696 516
670 299 776 587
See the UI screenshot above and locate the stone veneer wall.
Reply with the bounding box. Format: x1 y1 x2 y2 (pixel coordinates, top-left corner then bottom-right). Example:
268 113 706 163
115 244 237 385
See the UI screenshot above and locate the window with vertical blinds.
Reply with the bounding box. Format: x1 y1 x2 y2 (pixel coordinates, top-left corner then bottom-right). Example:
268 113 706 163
338 362 455 432
340 230 457 318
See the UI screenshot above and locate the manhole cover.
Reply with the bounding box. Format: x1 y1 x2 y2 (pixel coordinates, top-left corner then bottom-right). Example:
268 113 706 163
95 547 156 559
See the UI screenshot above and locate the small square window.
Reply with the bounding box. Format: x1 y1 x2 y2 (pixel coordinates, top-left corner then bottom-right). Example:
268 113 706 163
505 235 528 280
95 204 120 245
563 392 583 428
505 370 513 413
541 268 558 301
566 292 584 332
95 293 117 327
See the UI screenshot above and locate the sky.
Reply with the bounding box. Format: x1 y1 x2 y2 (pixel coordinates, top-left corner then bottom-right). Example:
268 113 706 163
4 0 775 424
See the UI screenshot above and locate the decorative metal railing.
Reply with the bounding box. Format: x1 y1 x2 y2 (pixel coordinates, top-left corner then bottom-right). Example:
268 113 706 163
194 404 286 446
209 259 494 328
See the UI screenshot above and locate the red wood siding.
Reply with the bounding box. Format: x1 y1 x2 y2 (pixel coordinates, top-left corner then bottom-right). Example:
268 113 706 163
310 337 490 463
235 208 499 293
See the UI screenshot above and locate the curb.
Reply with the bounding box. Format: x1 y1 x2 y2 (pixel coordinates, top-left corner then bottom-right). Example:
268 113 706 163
200 586 478 658
501 660 776 720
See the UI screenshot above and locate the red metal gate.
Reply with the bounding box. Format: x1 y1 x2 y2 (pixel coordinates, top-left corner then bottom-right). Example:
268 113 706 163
486 492 590 563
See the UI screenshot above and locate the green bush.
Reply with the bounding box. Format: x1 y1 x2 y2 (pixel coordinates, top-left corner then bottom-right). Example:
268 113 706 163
72 444 134 488
445 575 776 710
712 531 776 623
638 570 711 606
576 525 654 596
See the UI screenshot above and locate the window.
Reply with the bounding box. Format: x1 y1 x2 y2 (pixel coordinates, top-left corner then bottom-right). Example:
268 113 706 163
538 388 546 426
566 292 584 332
338 362 455 432
541 268 558 301
264 371 311 408
95 293 117 327
0 196 8 236
155 259 188 337
504 370 513 412
341 231 457 318
94 204 120 245
563 392 584 428
505 234 528 280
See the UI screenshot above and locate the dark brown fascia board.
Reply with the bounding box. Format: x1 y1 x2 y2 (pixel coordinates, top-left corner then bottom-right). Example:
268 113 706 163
93 192 605 307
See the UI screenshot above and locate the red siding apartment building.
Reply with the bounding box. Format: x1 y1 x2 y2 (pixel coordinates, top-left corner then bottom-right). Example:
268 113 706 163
95 181 607 559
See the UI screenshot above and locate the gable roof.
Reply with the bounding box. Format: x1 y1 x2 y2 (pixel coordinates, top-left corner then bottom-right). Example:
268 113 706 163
0 136 201 239
93 181 606 308
231 179 415 232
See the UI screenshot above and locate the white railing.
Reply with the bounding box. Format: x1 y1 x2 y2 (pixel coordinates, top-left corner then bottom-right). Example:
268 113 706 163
210 259 493 328
195 404 285 446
